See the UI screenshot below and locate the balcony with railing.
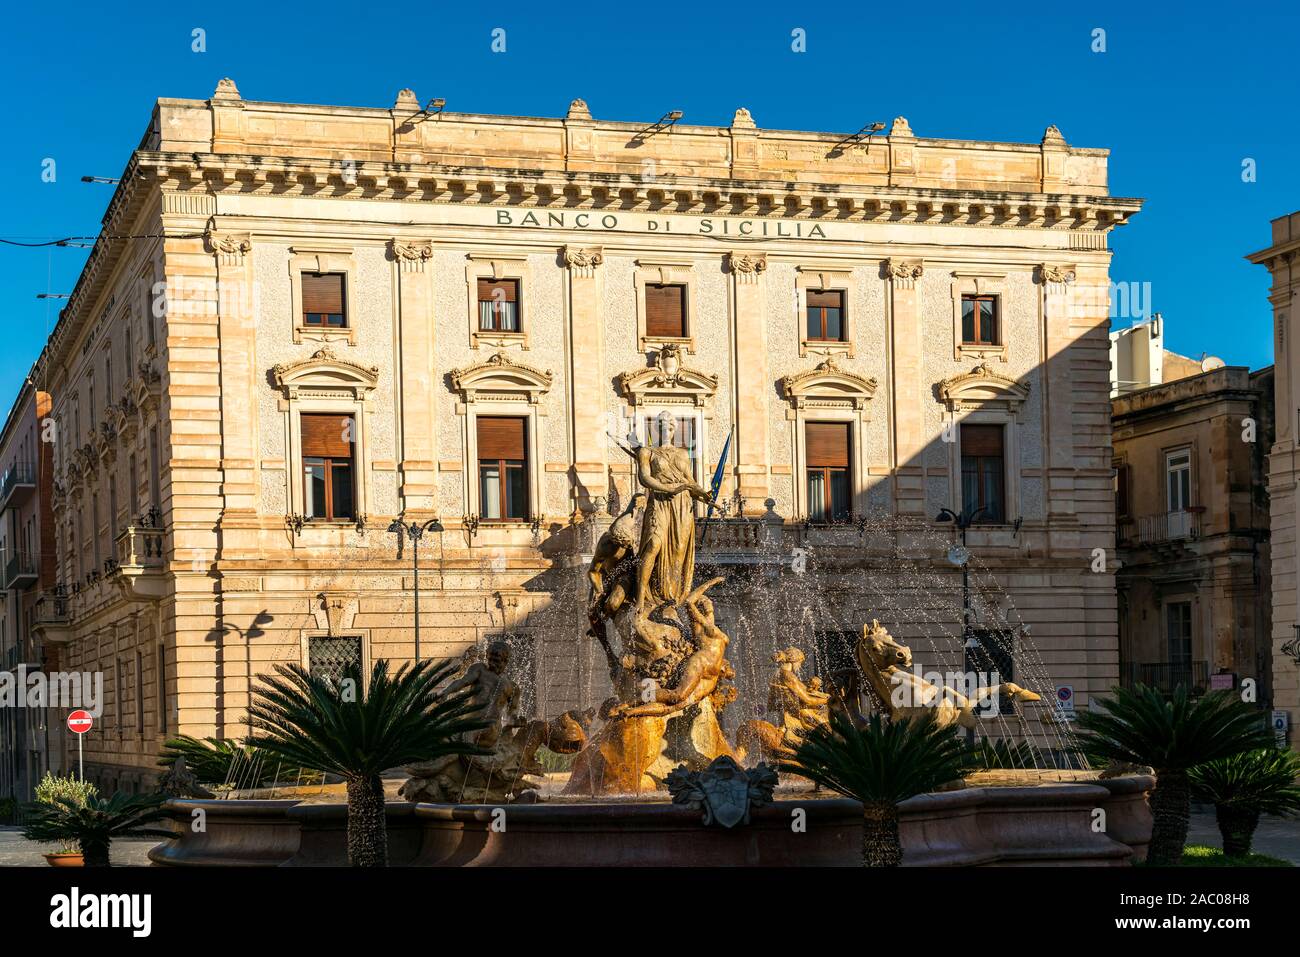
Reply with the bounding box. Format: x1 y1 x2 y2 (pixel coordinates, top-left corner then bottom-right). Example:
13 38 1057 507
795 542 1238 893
31 586 72 645
110 525 166 600
1117 509 1202 547
1 550 38 590
0 461 36 510
1120 660 1210 695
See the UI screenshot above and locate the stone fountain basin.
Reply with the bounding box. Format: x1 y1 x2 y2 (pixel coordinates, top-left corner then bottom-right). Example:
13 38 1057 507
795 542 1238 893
147 772 1152 867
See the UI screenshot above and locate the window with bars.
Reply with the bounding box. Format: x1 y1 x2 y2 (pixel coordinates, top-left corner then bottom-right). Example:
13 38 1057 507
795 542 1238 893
965 629 1016 715
477 278 521 332
960 424 1004 523
1166 601 1193 667
645 283 687 339
308 635 363 685
805 422 851 522
960 294 999 345
301 273 347 327
301 413 355 521
478 416 528 521
805 289 846 341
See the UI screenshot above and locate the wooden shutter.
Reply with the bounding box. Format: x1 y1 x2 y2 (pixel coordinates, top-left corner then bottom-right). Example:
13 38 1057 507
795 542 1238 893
805 423 850 468
645 284 686 338
301 273 345 315
477 278 519 303
301 414 353 457
806 289 843 309
960 424 1004 457
477 417 526 460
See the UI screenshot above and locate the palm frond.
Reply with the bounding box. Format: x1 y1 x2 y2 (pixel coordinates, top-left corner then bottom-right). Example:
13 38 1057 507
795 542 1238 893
1189 748 1300 816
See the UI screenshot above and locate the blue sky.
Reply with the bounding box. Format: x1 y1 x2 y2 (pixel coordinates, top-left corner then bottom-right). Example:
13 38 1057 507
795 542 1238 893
1 1 1295 406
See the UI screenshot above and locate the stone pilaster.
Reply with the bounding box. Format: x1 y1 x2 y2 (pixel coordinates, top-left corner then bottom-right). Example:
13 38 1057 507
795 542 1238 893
728 251 769 511
1037 263 1079 532
564 246 606 507
211 233 259 531
392 239 437 517
885 259 924 514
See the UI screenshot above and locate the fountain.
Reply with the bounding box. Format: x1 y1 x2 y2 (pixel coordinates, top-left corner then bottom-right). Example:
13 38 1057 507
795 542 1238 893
150 421 1156 866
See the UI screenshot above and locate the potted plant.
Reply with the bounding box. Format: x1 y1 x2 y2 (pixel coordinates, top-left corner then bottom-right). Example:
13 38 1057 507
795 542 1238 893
29 773 98 866
22 792 171 867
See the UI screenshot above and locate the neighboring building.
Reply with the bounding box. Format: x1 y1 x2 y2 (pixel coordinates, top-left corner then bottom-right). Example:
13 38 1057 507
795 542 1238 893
1109 313 1219 397
0 378 61 801
1249 211 1300 747
25 80 1141 786
1112 365 1273 701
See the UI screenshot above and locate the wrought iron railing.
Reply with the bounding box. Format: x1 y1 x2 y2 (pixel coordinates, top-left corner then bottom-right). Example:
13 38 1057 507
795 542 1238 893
2 550 37 589
1120 660 1210 695
0 461 35 506
1118 509 1201 546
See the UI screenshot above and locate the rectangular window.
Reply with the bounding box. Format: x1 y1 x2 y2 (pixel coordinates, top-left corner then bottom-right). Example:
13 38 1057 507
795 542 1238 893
477 416 528 521
805 422 851 522
960 424 1005 523
1114 459 1130 519
108 476 118 546
308 635 363 685
961 294 999 345
301 272 347 327
148 426 161 511
476 278 521 332
135 651 144 733
128 454 139 519
645 283 687 339
805 289 846 342
1166 601 1193 667
1165 449 1191 512
644 414 698 479
301 414 355 520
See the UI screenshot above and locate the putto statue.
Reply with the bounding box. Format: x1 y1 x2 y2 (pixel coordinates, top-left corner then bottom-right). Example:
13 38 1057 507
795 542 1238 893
566 412 734 795
735 647 831 762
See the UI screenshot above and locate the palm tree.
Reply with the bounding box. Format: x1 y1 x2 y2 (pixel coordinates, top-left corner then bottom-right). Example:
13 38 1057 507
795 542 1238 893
1077 684 1274 865
785 710 974 866
246 658 489 867
1188 747 1300 857
22 792 172 867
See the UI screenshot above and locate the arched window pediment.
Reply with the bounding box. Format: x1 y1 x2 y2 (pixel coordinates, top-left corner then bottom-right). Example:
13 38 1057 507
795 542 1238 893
272 346 380 399
781 355 878 411
450 351 553 404
618 344 718 408
939 362 1030 414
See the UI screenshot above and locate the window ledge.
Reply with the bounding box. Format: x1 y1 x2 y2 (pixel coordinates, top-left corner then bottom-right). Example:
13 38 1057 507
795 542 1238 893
800 339 854 358
472 329 529 351
294 325 356 346
955 342 1007 362
640 334 695 354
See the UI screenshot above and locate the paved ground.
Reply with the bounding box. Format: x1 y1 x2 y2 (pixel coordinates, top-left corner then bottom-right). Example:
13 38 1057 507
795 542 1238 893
0 827 157 867
1185 807 1300 863
3 812 1297 867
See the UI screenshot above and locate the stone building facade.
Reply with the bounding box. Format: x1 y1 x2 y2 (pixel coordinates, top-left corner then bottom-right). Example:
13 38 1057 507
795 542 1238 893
1112 366 1273 700
25 81 1141 785
1249 211 1300 747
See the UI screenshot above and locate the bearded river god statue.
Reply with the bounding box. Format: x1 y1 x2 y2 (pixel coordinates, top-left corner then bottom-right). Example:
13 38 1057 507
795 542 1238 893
566 415 736 796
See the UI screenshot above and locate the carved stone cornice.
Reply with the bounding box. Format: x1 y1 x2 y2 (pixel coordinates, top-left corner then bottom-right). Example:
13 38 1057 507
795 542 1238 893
884 259 924 288
938 362 1030 415
271 345 380 399
450 351 553 404
726 251 768 284
780 353 878 411
563 245 604 278
618 343 718 408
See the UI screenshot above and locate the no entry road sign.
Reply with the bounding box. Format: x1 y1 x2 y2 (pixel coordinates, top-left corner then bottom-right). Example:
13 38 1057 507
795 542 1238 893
67 710 93 734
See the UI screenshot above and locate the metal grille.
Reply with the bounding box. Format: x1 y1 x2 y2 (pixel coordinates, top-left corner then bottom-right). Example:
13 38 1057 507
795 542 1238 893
308 636 362 685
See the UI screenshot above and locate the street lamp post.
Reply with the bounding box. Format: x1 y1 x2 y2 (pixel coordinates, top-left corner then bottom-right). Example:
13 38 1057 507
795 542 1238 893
937 505 988 744
388 517 442 663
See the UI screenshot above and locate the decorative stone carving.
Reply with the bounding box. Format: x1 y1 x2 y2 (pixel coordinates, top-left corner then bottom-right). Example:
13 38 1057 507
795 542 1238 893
391 239 433 263
449 351 553 404
780 353 878 411
271 346 380 399
212 77 240 101
563 245 603 277
158 756 214 799
938 362 1031 415
665 755 778 827
1038 263 1077 285
209 234 251 267
731 107 756 129
889 116 914 137
618 344 718 408
735 646 831 763
1042 124 1067 147
394 88 420 110
884 259 924 285
727 250 767 282
566 98 592 120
